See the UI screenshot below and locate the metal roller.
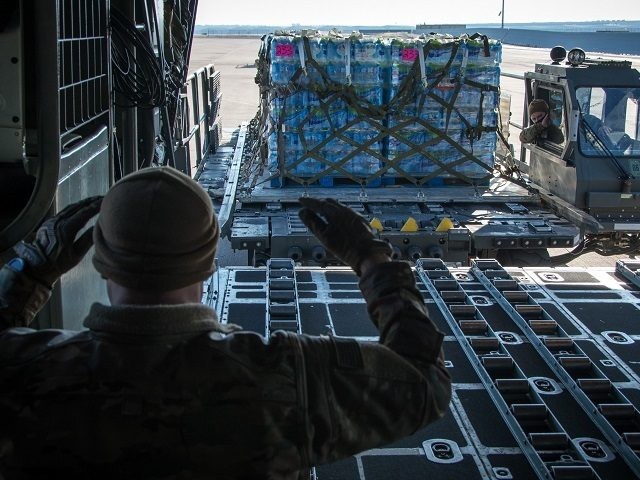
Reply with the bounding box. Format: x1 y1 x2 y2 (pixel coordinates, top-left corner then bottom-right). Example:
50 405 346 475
269 259 294 269
511 404 549 421
481 355 514 371
418 259 445 270
449 304 477 318
577 378 612 394
559 356 592 371
515 304 544 319
269 290 295 302
459 320 488 335
529 319 558 334
440 290 466 302
268 304 297 318
474 259 501 271
598 403 636 419
495 378 530 394
269 268 294 278
427 270 451 279
434 279 458 291
503 290 530 302
484 269 511 279
528 432 569 449
269 279 295 290
269 320 299 332
543 337 574 350
551 465 597 480
470 337 500 351
493 279 519 291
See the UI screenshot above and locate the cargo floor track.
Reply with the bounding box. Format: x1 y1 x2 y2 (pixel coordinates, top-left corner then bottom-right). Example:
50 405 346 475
203 259 640 479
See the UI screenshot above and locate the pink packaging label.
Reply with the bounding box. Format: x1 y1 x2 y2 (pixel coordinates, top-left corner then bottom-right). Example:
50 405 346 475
401 48 419 62
275 43 295 57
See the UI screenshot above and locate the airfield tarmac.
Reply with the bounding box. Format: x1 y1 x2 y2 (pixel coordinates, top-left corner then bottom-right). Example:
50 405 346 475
188 36 640 268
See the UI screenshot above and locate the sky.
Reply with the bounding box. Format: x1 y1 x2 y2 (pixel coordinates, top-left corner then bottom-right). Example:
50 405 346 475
195 0 639 26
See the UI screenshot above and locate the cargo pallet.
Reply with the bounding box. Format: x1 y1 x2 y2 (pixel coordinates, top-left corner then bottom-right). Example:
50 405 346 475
270 174 491 189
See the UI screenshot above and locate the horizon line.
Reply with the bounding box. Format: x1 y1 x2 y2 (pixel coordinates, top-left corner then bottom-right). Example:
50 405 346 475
196 19 640 27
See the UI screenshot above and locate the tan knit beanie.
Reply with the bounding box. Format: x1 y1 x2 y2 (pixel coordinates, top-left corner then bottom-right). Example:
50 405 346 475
528 99 550 116
93 167 219 291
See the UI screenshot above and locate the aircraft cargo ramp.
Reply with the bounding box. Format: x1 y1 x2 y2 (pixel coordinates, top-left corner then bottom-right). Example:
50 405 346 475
203 259 640 479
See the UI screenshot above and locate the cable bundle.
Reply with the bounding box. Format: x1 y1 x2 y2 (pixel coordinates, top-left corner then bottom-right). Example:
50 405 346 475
111 6 165 108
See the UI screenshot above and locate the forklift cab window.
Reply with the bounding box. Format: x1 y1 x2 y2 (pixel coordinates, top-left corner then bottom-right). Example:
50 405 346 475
577 87 640 157
532 88 567 151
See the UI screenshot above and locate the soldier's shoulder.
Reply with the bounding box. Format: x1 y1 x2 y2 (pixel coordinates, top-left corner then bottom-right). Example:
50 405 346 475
0 328 92 365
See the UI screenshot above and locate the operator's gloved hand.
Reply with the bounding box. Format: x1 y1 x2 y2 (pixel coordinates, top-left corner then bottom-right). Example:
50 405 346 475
13 196 103 287
298 197 392 276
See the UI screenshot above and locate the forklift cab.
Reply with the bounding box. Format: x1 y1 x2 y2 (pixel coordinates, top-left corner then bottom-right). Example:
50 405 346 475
522 49 640 231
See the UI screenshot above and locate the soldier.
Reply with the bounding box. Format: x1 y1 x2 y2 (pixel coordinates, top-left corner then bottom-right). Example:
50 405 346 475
519 98 565 145
0 167 451 479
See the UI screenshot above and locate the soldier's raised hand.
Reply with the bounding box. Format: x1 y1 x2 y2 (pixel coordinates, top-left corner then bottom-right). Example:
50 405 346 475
298 197 392 276
13 196 103 287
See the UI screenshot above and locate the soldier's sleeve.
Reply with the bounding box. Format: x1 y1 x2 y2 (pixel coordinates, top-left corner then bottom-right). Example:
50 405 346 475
519 123 545 144
296 261 451 466
548 124 565 144
0 262 51 329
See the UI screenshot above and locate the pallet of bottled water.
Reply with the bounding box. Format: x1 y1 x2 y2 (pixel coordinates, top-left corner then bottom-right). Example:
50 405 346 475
259 31 502 186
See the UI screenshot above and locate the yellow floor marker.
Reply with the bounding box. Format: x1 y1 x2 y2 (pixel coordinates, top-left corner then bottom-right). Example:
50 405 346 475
370 217 384 232
401 217 419 232
436 217 454 232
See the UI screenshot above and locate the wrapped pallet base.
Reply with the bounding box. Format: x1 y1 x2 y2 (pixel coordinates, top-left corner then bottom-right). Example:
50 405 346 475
256 31 502 187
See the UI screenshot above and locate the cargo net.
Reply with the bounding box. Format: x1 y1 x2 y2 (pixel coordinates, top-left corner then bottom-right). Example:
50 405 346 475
253 31 503 188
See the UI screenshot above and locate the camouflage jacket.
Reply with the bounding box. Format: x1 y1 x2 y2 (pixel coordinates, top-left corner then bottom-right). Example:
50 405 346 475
519 121 565 145
0 262 450 479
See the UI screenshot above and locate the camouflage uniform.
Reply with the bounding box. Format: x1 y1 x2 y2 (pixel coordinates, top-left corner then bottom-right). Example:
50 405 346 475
0 261 450 479
519 121 565 145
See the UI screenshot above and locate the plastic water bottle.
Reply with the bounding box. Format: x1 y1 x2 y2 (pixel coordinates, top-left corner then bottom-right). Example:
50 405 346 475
322 135 348 172
352 64 383 86
348 152 379 176
270 62 300 85
352 39 385 63
326 38 347 62
267 132 278 172
324 62 347 84
270 94 304 132
390 39 418 86
308 37 328 65
354 85 383 105
467 40 502 67
270 36 300 85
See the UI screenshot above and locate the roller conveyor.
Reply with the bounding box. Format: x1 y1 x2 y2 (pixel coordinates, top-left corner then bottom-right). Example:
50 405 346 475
203 260 640 479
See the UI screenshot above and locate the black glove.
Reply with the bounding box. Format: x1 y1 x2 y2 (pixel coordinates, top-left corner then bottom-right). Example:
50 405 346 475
13 196 103 287
298 197 392 276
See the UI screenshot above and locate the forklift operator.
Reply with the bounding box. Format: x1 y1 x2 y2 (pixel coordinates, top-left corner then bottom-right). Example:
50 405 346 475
0 167 451 479
519 99 565 145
